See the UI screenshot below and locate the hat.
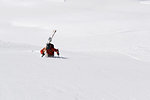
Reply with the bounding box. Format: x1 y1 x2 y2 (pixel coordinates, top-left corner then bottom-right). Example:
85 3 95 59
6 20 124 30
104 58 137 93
48 37 52 43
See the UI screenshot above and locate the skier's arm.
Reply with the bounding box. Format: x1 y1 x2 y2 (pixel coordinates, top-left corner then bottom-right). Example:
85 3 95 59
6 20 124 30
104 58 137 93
54 48 59 56
40 48 46 57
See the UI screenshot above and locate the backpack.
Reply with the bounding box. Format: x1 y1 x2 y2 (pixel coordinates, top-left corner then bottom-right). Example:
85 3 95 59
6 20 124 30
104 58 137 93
46 43 54 50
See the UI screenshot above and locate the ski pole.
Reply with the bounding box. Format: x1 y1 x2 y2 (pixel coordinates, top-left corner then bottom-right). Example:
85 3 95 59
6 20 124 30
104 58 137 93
51 30 57 39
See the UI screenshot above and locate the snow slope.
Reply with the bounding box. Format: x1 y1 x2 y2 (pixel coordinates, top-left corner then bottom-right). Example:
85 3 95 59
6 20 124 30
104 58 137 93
0 48 150 100
0 0 150 100
0 0 150 61
1 46 150 100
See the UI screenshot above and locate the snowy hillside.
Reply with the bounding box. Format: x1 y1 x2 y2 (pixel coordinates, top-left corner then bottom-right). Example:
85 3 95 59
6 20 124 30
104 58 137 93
0 40 39 50
0 0 150 100
1 47 150 100
0 0 150 61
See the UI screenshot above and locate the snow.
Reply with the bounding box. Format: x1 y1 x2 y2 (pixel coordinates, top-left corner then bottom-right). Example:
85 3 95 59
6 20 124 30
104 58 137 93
140 0 150 4
0 0 150 100
1 49 150 100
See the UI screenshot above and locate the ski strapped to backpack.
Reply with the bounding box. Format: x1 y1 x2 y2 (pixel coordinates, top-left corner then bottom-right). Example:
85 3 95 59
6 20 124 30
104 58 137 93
48 30 57 43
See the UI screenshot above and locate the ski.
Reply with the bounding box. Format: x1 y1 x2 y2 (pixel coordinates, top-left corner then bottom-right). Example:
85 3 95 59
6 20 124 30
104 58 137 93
48 30 57 43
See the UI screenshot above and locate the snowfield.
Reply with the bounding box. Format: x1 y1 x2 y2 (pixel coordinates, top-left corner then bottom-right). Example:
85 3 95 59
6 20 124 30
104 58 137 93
1 47 150 100
0 0 150 100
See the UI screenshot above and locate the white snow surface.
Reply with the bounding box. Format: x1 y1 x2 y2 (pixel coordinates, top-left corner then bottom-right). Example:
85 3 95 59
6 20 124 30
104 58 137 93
0 0 150 100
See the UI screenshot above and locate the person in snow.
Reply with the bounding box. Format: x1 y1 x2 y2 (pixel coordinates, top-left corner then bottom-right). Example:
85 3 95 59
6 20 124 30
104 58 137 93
40 37 59 57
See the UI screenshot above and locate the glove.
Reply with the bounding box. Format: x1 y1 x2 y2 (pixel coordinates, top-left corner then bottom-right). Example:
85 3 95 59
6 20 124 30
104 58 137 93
57 49 59 56
41 53 45 57
57 52 59 56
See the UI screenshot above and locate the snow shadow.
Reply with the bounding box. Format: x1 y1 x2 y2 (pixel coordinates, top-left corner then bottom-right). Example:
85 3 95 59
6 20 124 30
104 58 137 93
46 56 68 59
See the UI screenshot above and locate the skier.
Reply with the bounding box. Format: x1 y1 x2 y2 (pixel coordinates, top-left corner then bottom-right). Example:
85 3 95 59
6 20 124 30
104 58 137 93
40 42 59 57
40 36 59 57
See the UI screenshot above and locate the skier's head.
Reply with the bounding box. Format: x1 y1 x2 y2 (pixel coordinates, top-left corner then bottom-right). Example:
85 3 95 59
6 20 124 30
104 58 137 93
48 37 52 43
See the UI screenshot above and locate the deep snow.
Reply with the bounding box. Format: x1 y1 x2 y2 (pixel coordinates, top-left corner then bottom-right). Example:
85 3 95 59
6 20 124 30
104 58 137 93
0 0 150 100
0 0 150 61
0 48 150 100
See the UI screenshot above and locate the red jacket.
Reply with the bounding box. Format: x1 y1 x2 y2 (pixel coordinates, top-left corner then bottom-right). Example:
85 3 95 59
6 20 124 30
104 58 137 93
40 47 59 56
46 48 59 56
40 48 46 54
